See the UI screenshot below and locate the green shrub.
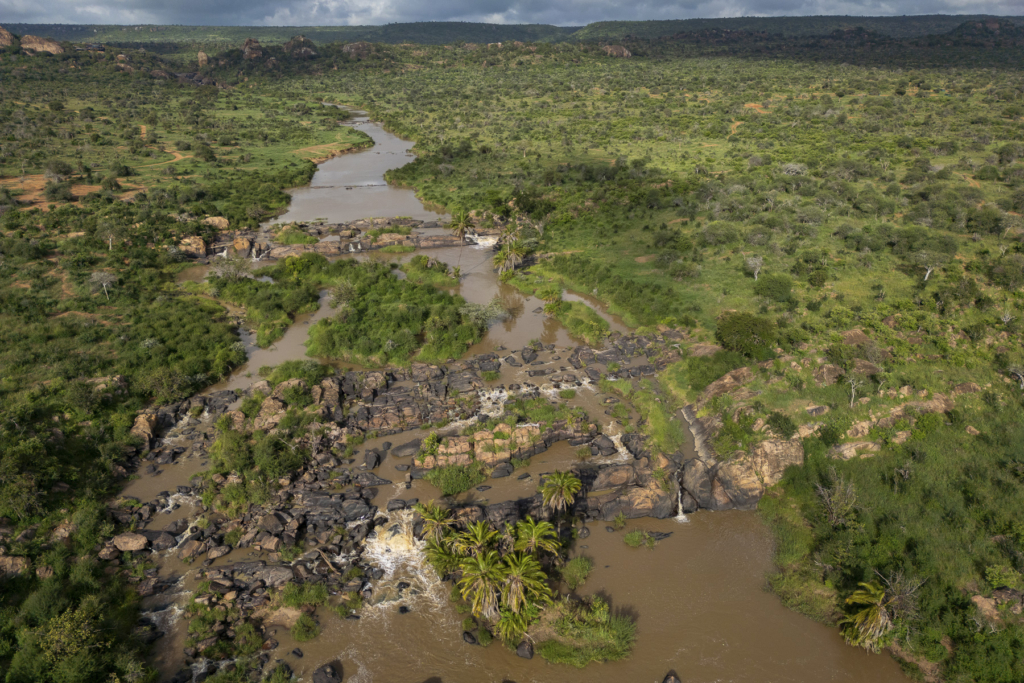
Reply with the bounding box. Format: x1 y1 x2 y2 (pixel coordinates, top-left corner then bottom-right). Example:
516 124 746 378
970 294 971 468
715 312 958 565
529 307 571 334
424 463 486 496
716 311 778 360
623 529 657 549
280 582 328 608
536 596 636 668
559 389 577 399
767 412 797 439
291 613 320 641
562 556 594 590
481 370 500 382
753 273 793 302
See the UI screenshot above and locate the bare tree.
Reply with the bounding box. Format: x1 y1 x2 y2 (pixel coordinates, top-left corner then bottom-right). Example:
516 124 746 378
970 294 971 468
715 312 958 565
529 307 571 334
745 255 764 280
95 221 125 251
212 254 251 281
816 467 858 529
847 376 866 408
1001 309 1016 325
90 271 116 300
912 250 948 281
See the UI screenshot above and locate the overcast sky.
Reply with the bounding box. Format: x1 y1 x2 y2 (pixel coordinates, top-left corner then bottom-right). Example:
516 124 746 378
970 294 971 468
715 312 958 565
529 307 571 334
2 0 1023 27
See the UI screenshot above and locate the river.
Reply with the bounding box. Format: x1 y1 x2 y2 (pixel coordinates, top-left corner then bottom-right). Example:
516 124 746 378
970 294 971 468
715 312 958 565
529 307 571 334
136 113 908 683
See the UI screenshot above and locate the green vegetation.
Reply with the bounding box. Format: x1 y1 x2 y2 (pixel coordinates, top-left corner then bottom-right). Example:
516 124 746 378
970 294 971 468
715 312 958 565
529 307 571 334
306 258 485 365
280 582 328 608
424 463 487 497
562 556 594 590
624 529 657 549
535 596 637 668
6 15 1024 681
291 613 320 641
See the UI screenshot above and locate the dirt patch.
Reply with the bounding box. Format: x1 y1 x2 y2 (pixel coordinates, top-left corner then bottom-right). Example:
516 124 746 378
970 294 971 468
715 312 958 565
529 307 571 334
139 124 147 140
744 103 768 114
730 120 744 135
0 175 135 210
634 255 659 263
291 142 361 164
959 173 981 189
139 151 190 168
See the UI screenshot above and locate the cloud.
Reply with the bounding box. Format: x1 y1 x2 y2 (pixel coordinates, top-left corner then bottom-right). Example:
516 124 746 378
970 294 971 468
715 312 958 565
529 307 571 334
1 0 1022 27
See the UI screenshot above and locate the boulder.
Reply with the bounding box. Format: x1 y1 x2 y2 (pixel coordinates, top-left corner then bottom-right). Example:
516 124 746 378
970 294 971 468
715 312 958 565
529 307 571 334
516 641 534 659
242 38 263 60
271 378 308 403
208 545 231 560
682 459 713 508
260 513 285 534
197 50 208 67
813 364 844 386
0 25 15 49
143 530 176 551
602 45 632 58
852 358 882 376
178 236 207 258
21 35 63 54
202 216 228 230
600 480 675 520
591 464 637 490
699 367 754 406
714 440 804 509
178 539 207 559
113 532 148 552
312 663 342 683
0 556 29 578
342 41 371 59
130 413 157 448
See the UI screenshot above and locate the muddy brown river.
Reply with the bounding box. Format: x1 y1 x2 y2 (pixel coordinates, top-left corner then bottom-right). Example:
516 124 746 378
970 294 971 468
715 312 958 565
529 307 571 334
138 114 908 682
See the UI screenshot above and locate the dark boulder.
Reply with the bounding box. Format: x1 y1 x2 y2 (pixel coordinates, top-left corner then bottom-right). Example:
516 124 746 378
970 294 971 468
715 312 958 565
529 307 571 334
516 640 534 659
462 631 478 645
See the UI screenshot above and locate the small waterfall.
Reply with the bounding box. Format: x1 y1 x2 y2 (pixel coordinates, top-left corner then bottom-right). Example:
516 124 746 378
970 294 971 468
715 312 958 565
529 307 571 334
360 510 451 615
674 485 690 524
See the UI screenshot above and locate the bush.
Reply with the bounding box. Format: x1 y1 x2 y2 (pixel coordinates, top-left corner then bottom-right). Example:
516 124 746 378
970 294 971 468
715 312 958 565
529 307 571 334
767 412 797 439
424 463 486 496
623 529 657 549
562 556 594 590
280 582 328 608
291 613 320 642
754 273 793 302
716 311 778 360
536 596 636 668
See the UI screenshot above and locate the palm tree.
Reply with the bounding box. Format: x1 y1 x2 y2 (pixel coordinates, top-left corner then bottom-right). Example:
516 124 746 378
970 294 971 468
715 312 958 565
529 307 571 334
493 239 525 275
453 520 498 558
840 581 895 653
424 538 460 576
501 552 551 614
495 608 530 647
458 550 504 619
415 501 453 543
540 471 582 518
449 209 472 268
513 517 560 555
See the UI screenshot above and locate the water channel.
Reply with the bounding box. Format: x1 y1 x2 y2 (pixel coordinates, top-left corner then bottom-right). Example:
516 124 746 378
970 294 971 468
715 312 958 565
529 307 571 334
136 113 908 682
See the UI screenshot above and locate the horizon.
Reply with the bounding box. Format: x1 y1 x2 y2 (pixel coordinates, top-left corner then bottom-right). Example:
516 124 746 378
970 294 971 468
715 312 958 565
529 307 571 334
3 4 1024 29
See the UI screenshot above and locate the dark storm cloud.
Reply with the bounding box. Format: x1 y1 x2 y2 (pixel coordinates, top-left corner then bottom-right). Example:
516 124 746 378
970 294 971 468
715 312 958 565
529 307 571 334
1 0 1023 26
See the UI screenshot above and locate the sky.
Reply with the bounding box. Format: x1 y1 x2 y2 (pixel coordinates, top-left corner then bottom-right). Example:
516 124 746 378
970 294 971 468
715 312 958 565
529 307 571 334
1 0 1023 27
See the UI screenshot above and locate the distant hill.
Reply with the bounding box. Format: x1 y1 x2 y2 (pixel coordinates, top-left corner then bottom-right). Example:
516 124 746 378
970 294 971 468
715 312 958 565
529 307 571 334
2 21 578 46
6 14 1024 47
570 14 1024 40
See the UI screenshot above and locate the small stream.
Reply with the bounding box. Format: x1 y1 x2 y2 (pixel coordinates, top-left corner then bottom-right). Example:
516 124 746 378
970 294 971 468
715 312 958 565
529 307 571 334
134 112 908 683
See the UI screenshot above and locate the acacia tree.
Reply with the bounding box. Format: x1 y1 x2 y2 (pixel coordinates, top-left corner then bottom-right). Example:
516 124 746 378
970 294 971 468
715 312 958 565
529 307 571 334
89 272 116 300
745 255 764 280
95 222 125 252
